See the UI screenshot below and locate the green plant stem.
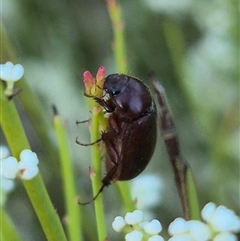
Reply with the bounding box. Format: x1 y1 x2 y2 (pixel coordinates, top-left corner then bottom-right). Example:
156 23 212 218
117 182 135 211
107 0 136 212
186 170 200 220
1 22 60 178
83 96 107 241
90 105 107 241
107 0 127 73
53 111 83 241
0 85 67 241
0 208 23 241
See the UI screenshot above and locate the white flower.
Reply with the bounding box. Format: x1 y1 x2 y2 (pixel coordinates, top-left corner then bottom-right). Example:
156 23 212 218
0 177 15 192
0 146 16 202
0 61 24 82
169 203 240 241
210 206 240 233
1 157 19 179
20 149 39 166
201 202 217 222
112 216 126 232
187 220 211 241
19 164 39 180
125 210 144 225
213 232 237 241
202 202 240 233
130 174 163 209
112 210 164 240
168 217 188 235
0 176 15 205
168 218 211 241
168 234 192 241
148 235 164 241
125 230 143 241
0 149 39 181
144 219 162 235
0 145 10 160
18 149 39 180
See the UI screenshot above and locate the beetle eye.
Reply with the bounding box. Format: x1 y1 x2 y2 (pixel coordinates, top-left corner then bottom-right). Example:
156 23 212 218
112 90 120 96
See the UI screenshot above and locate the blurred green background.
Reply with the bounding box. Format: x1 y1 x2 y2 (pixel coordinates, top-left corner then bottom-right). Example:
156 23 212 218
2 0 239 240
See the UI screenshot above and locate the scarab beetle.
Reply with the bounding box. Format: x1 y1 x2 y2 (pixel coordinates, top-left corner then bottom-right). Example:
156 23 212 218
79 74 157 204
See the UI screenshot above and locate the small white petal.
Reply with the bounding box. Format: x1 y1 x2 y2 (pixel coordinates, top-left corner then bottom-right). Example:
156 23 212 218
20 165 39 180
187 220 211 241
18 158 34 170
125 230 143 241
168 234 192 241
201 202 217 222
0 62 13 80
213 232 237 241
0 146 10 160
148 235 164 241
0 177 15 192
125 210 143 225
11 64 24 81
210 205 240 232
20 149 39 165
1 157 18 179
168 218 188 235
0 62 24 82
112 216 126 232
144 219 162 235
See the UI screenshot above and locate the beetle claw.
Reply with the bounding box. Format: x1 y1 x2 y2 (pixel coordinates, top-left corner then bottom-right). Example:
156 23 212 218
75 137 102 146
78 183 106 205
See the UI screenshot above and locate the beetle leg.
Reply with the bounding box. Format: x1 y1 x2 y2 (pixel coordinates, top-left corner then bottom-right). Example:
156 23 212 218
75 136 102 146
78 182 106 205
102 113 120 140
94 97 115 112
102 115 122 181
102 162 119 185
76 119 89 125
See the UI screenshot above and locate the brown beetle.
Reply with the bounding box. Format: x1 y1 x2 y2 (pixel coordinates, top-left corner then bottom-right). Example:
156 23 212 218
79 74 157 204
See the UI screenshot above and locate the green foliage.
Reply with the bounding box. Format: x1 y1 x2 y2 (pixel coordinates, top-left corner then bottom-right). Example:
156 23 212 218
1 0 238 240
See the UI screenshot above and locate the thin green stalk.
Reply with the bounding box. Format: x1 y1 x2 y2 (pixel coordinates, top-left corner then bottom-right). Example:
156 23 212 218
53 109 83 241
0 208 23 241
186 170 200 220
90 105 107 241
107 0 127 73
81 68 107 240
0 85 67 240
117 182 135 211
106 0 135 211
1 22 59 178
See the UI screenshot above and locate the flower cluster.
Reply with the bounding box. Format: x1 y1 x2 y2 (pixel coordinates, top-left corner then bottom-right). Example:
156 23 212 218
82 66 107 133
1 148 39 182
1 148 39 205
113 203 240 241
0 146 15 203
112 210 164 241
83 66 106 97
0 61 24 96
168 202 240 241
